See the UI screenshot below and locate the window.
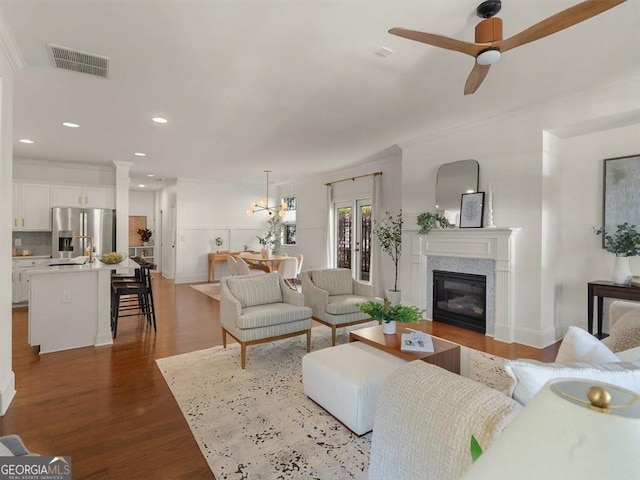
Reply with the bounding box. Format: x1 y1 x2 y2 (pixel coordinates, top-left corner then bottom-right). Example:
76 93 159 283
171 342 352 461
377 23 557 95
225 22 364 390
282 195 296 245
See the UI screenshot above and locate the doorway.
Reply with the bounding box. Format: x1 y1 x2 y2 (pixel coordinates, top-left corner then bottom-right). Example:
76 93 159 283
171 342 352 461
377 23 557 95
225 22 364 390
334 199 371 281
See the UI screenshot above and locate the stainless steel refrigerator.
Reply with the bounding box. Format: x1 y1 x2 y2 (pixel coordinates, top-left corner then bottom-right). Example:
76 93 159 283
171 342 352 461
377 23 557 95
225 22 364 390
51 207 116 258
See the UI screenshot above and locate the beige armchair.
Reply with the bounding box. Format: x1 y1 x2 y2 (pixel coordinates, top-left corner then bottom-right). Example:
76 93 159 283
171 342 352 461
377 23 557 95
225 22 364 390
300 268 382 345
220 272 312 368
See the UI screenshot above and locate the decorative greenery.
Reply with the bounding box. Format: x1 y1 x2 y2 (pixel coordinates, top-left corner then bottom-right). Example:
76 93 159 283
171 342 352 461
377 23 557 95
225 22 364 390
594 223 640 257
374 211 403 292
137 228 152 242
257 233 272 246
416 212 454 234
267 217 283 254
358 299 423 324
214 237 223 251
470 435 483 462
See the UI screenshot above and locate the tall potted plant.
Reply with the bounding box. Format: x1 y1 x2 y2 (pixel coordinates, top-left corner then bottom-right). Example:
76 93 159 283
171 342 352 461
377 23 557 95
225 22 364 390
374 211 403 304
595 223 640 284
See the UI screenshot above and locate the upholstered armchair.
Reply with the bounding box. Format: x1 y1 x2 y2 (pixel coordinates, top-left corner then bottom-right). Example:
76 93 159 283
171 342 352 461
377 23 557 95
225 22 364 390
220 272 312 368
300 268 383 345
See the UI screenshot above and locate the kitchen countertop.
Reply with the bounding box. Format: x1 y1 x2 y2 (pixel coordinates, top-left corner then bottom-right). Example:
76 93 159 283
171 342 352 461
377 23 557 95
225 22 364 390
27 257 139 275
12 255 51 259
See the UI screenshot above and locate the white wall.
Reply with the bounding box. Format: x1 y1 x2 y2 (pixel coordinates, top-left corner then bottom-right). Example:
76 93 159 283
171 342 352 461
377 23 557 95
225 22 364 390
129 190 156 234
276 146 403 291
399 73 639 348
174 178 272 283
559 123 640 331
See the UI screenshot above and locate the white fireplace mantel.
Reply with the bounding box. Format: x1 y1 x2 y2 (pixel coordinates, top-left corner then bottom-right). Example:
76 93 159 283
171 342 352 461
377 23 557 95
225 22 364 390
409 228 520 343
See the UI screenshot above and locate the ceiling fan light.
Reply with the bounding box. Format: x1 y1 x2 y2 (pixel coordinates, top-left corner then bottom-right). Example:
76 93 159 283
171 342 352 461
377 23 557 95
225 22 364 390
477 49 501 65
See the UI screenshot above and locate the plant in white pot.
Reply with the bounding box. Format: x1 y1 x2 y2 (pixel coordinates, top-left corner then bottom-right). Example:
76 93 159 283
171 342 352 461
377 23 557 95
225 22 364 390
358 299 423 335
374 211 403 304
257 232 273 258
594 223 640 284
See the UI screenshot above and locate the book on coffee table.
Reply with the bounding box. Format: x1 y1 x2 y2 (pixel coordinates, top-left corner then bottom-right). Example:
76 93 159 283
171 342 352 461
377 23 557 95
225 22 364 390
400 333 434 353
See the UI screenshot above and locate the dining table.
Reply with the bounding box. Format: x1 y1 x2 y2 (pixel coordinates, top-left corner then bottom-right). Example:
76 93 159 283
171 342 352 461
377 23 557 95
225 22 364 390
240 253 289 272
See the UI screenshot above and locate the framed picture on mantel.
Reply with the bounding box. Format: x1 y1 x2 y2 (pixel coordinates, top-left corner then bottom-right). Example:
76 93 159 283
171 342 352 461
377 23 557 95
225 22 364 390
460 192 485 228
603 155 640 248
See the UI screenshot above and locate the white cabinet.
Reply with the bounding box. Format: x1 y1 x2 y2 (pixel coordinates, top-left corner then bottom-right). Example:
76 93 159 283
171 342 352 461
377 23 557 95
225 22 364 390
13 182 51 231
12 258 50 303
51 185 113 208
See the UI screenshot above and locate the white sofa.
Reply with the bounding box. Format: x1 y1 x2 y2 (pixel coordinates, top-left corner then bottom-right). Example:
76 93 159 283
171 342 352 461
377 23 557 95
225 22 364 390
367 300 640 480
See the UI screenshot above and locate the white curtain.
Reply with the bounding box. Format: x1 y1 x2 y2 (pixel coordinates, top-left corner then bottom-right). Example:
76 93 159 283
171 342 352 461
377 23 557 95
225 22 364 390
324 184 335 268
370 174 383 296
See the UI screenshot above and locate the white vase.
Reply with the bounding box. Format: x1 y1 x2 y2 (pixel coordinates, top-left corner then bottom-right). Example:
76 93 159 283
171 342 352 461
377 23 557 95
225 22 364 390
261 246 272 259
382 320 396 335
612 256 632 285
385 289 401 305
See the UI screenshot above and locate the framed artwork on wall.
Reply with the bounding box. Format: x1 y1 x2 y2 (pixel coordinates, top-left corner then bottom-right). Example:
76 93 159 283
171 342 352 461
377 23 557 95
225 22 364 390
460 192 485 228
603 155 640 247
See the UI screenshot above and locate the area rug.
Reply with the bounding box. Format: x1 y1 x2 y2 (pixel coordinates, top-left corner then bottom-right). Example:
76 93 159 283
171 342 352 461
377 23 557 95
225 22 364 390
191 282 220 301
156 324 377 479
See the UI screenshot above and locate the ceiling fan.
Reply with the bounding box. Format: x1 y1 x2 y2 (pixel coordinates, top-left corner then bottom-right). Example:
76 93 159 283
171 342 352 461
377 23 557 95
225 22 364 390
389 0 627 95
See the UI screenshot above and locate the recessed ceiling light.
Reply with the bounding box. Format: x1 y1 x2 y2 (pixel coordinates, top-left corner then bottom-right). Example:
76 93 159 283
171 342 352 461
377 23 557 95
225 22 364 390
466 189 475 193
19 139 34 144
375 47 393 58
134 152 147 157
152 117 168 124
138 184 146 188
147 174 155 177
62 122 80 128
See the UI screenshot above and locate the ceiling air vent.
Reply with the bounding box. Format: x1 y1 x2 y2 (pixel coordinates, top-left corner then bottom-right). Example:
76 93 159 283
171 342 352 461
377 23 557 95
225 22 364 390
48 44 109 78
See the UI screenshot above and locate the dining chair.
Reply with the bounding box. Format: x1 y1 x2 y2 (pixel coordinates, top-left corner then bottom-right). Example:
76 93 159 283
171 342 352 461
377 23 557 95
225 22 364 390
278 257 299 289
227 255 240 276
236 256 266 276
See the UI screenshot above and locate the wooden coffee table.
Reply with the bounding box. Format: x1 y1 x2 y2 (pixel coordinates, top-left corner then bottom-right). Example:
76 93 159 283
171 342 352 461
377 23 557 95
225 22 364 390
349 323 460 374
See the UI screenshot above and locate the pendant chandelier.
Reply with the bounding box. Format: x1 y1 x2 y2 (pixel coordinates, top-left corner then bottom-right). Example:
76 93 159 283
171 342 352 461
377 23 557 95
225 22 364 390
246 170 287 218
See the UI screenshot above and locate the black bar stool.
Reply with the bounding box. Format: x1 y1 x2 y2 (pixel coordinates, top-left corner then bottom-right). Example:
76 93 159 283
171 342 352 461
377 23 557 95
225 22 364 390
111 262 157 338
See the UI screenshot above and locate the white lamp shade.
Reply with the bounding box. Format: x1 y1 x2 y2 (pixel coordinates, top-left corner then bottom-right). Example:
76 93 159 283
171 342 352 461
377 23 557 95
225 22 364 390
461 379 640 480
477 49 501 66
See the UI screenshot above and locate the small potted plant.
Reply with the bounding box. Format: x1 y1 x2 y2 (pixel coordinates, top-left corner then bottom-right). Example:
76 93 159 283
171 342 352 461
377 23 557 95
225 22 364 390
214 236 224 253
417 212 454 234
359 299 423 335
594 222 640 284
374 211 403 304
137 228 152 246
257 233 273 258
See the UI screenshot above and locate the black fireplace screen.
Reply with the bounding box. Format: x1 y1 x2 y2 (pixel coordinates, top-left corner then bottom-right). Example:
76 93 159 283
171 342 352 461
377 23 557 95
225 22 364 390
433 270 486 333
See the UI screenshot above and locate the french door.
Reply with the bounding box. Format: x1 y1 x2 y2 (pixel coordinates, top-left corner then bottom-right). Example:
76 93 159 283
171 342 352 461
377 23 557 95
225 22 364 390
334 199 372 281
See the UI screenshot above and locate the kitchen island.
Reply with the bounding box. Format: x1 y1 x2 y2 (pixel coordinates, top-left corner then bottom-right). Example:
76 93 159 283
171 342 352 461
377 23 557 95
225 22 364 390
27 258 138 354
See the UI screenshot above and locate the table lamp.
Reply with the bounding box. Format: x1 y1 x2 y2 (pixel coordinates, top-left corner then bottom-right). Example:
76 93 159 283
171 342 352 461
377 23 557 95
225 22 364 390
461 378 640 480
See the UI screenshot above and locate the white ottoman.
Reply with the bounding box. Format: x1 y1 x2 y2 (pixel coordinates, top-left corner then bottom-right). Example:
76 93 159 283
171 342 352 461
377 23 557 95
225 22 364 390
302 341 407 435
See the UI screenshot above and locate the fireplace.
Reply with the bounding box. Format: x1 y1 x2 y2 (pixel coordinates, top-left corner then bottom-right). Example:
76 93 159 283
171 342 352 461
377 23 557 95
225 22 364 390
433 270 486 333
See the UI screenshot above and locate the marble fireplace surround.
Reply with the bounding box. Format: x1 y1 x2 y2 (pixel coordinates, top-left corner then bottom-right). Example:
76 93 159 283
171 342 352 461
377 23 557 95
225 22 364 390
410 228 520 343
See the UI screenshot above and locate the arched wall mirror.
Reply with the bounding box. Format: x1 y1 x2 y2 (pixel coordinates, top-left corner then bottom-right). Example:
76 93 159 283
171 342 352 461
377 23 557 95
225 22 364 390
436 159 479 225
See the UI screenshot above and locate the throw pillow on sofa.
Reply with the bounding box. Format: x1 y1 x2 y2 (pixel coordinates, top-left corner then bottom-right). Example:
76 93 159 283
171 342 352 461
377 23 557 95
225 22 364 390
504 359 640 405
610 309 640 353
555 326 619 363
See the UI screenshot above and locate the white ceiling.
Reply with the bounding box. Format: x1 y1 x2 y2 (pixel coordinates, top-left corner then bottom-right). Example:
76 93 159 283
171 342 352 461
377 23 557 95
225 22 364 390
2 1 639 190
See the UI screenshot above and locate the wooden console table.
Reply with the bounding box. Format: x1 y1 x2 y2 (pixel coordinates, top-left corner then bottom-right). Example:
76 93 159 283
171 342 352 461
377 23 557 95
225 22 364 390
587 280 640 339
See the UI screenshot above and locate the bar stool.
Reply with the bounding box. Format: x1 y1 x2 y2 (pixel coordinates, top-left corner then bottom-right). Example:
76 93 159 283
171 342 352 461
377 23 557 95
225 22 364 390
111 262 157 338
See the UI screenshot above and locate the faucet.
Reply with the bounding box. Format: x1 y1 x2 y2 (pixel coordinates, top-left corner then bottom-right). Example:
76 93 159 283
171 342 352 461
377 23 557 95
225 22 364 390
71 235 95 263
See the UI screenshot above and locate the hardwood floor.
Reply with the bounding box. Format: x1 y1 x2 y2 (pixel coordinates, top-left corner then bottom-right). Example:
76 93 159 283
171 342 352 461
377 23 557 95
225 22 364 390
2 275 559 479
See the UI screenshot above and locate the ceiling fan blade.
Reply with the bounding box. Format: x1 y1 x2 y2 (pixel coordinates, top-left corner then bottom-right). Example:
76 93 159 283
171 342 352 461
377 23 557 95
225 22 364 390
389 27 488 57
464 63 491 95
498 0 626 53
